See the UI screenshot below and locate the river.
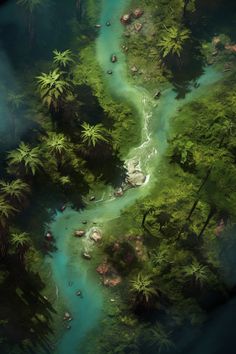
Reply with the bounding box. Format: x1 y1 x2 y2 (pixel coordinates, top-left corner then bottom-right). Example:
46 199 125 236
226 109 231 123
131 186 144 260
47 1 223 353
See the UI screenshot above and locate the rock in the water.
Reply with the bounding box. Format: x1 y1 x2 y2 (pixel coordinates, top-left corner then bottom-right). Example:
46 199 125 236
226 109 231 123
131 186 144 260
63 312 72 321
126 159 146 187
74 230 85 237
134 23 143 32
90 229 102 242
89 195 96 201
133 8 144 19
106 21 111 26
111 54 117 63
107 70 113 75
127 171 146 186
82 252 91 260
45 232 53 241
114 187 123 197
120 13 131 24
95 24 101 28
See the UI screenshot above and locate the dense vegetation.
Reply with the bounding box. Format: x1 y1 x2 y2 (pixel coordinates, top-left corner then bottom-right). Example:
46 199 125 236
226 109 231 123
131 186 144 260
0 0 236 353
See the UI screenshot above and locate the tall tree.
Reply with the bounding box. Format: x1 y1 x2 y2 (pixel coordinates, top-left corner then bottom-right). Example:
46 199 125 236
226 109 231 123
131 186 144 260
53 49 74 69
10 232 31 264
0 179 30 203
158 26 190 58
36 69 71 112
42 132 72 170
7 142 43 176
17 0 44 44
130 273 157 305
81 122 108 148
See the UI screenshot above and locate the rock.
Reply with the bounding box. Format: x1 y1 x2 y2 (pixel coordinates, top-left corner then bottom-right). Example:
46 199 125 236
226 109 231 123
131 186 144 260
95 24 101 28
131 65 138 73
225 44 236 53
61 205 66 212
82 220 87 224
45 232 53 241
212 50 218 56
154 90 161 99
114 187 123 197
120 13 131 24
74 230 85 237
63 312 72 321
214 219 225 237
103 276 121 287
90 230 102 242
126 159 146 187
133 8 144 19
76 290 82 297
90 195 95 201
106 21 111 27
107 70 113 75
82 252 91 260
111 54 117 63
96 263 110 275
127 171 146 186
134 23 143 32
110 298 115 302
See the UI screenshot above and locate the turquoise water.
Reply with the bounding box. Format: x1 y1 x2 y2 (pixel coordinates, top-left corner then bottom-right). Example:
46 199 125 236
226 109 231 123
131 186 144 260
47 1 224 353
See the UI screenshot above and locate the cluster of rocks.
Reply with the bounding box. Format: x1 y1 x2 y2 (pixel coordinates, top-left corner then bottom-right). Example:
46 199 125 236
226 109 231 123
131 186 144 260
63 312 72 329
73 226 102 260
96 261 121 287
120 8 144 25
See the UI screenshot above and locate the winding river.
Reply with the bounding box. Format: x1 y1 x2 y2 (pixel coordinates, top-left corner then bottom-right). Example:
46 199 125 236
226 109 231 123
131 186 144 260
47 1 223 353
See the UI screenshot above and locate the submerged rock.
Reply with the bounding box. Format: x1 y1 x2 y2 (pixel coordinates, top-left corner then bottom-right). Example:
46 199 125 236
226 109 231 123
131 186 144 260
107 70 113 75
95 24 101 28
106 21 111 27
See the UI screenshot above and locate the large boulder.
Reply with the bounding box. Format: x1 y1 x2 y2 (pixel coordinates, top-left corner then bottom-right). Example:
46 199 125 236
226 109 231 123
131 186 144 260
126 159 146 187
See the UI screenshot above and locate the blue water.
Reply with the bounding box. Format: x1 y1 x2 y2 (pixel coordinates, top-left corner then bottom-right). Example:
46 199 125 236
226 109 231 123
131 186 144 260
47 1 224 354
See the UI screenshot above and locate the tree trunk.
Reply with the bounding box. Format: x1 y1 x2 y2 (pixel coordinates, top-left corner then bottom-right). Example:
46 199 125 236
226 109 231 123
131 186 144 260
198 207 216 239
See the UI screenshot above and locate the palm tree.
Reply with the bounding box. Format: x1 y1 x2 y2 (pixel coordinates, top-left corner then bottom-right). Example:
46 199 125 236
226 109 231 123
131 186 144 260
36 68 71 111
81 122 108 147
7 92 25 139
183 261 208 287
11 232 31 263
42 132 71 169
0 197 18 256
0 179 30 202
158 26 190 58
7 142 43 176
150 323 174 353
17 0 44 43
130 273 157 305
53 49 74 68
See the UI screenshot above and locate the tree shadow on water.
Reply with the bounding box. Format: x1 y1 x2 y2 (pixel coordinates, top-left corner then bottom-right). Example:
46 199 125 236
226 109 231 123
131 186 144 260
0 257 57 353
